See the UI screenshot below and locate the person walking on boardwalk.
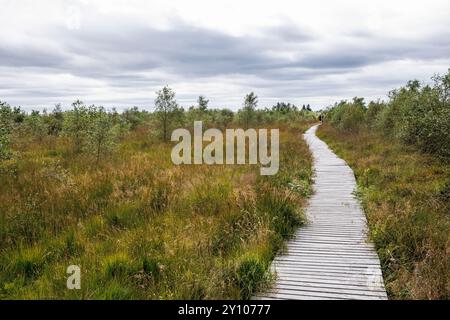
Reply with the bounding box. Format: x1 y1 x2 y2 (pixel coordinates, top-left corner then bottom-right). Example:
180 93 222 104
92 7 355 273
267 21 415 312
318 113 323 123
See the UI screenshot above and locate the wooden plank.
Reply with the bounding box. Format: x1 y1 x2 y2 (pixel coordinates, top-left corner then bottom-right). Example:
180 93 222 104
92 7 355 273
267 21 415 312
275 255 381 262
282 251 380 258
255 124 387 300
272 283 387 297
259 291 346 300
264 289 385 300
273 262 382 270
285 246 377 253
277 274 382 286
272 270 382 282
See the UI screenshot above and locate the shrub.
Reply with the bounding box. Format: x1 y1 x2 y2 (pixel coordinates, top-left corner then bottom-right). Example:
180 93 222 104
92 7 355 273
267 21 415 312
366 100 386 128
62 100 90 153
328 97 366 132
327 70 450 158
23 110 48 142
85 106 118 163
377 72 450 158
0 102 14 160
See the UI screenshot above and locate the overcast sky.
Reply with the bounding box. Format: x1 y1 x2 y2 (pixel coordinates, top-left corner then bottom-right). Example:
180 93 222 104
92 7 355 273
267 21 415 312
1 0 449 111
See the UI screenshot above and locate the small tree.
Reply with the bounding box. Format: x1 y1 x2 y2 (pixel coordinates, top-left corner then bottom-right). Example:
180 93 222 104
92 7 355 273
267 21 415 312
24 110 48 142
62 100 90 153
197 96 209 112
366 100 385 128
12 106 25 124
123 106 145 130
243 92 258 129
328 98 366 132
218 109 234 129
0 102 13 160
46 104 64 135
86 107 117 163
155 86 178 142
272 102 297 114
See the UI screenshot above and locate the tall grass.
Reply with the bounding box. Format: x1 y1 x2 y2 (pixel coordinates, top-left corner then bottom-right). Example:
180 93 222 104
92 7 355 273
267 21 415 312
0 121 313 299
318 124 449 299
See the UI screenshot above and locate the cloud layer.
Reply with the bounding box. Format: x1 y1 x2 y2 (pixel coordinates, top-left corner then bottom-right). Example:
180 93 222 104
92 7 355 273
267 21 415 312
0 0 449 110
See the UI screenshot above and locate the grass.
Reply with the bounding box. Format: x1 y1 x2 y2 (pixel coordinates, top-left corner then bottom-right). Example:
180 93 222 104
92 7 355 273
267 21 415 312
317 123 449 300
0 122 313 299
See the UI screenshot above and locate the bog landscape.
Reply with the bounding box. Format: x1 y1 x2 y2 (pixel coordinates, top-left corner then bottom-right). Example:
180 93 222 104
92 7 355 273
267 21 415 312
0 1 448 301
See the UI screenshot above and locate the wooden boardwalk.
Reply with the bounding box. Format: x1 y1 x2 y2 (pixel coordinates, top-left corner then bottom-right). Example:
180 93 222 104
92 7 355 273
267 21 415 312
257 124 387 300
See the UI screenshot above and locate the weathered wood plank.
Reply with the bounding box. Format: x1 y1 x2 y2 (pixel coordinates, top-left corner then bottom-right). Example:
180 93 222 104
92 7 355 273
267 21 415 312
272 270 382 281
277 275 382 286
264 289 385 300
272 283 387 297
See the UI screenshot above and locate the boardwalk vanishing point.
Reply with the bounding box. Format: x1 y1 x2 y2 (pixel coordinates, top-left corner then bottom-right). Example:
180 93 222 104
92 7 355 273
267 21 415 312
257 124 388 300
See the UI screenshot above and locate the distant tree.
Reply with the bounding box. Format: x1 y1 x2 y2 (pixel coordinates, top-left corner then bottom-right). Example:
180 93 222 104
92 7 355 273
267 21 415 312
328 98 366 132
173 106 186 127
218 109 234 129
86 107 117 163
326 70 450 157
24 110 48 141
306 104 312 111
109 108 130 136
366 100 385 128
272 102 297 114
0 101 14 160
197 96 209 112
123 106 145 130
155 86 178 142
432 71 450 106
110 107 120 125
46 104 64 135
12 106 25 124
62 100 90 153
243 92 258 129
351 97 365 109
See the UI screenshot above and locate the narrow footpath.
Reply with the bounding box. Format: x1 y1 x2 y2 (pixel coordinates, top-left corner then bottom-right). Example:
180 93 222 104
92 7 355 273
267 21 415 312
257 124 388 300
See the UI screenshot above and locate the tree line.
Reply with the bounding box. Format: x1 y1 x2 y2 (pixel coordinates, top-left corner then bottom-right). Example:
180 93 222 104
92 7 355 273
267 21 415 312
0 90 316 162
323 70 450 158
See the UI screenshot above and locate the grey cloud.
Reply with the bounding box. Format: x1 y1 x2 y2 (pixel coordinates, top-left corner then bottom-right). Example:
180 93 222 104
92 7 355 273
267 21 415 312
3 16 448 80
1 10 449 110
56 21 278 77
0 46 68 68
